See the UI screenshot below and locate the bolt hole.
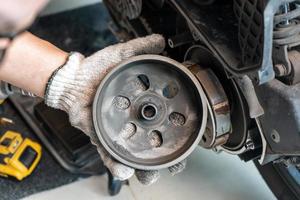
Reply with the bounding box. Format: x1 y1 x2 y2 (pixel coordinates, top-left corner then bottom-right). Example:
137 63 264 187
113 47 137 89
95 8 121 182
163 82 179 99
113 96 130 110
169 112 186 126
121 123 136 139
271 134 275 139
271 130 280 143
143 105 156 118
137 74 150 91
149 130 163 148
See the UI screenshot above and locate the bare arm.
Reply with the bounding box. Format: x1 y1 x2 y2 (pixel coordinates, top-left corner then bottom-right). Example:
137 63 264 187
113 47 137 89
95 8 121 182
0 32 68 97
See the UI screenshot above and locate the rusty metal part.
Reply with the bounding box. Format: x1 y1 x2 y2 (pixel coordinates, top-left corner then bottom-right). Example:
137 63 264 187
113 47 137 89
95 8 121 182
287 50 300 84
213 134 230 148
272 45 291 77
184 45 248 152
186 62 231 149
272 3 300 82
93 55 208 170
274 63 289 77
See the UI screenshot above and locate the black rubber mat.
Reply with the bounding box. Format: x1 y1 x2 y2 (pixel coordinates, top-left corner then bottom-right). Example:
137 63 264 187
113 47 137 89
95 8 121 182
0 3 116 200
0 101 80 200
30 3 116 55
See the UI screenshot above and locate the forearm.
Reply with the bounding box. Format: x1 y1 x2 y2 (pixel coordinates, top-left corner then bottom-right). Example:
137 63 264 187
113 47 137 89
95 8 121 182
0 32 68 97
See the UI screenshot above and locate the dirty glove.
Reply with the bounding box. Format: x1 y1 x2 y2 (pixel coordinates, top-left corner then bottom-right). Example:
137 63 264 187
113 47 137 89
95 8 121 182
44 34 186 185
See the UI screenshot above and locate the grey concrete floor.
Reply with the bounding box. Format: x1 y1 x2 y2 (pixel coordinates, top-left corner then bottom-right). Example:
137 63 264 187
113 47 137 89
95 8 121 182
23 147 276 200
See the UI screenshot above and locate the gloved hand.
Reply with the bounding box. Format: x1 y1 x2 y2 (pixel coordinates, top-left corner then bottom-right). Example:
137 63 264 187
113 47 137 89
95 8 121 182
44 34 186 185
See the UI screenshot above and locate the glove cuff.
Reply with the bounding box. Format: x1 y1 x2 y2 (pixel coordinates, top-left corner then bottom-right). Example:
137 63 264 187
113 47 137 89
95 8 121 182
44 52 85 112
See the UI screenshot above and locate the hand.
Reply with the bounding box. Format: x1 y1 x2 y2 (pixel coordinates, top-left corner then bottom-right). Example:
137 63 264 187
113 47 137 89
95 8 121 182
45 34 186 185
0 1 49 36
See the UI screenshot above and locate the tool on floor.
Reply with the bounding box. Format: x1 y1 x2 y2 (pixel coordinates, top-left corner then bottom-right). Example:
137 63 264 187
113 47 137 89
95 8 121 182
0 117 14 126
0 130 42 180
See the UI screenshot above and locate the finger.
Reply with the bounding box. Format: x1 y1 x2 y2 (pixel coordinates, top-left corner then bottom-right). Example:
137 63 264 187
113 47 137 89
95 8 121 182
83 34 165 68
64 86 134 181
67 106 92 134
120 33 166 56
168 159 187 176
135 170 160 185
96 144 135 181
85 128 134 181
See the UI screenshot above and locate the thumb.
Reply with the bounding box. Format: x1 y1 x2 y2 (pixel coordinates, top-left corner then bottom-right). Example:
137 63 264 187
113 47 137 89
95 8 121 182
121 34 166 56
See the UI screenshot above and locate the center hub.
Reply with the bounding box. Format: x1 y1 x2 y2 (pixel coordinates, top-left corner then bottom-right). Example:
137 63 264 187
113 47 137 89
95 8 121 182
141 103 157 120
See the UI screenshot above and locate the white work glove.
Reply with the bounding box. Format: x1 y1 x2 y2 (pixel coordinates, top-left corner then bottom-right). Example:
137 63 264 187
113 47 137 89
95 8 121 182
44 34 186 185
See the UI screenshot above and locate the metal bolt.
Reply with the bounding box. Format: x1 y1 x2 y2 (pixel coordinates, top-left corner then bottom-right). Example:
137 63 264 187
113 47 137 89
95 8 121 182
280 3 290 26
168 32 194 48
274 64 288 77
245 139 255 150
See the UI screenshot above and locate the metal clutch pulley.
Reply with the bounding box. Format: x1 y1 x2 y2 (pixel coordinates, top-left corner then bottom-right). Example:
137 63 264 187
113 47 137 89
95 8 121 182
93 55 208 170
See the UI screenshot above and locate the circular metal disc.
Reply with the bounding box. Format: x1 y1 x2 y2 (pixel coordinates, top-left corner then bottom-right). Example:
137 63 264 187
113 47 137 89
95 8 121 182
93 55 207 170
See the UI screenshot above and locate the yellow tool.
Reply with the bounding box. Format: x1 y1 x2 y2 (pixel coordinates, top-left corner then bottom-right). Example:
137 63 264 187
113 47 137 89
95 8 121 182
0 117 14 126
0 131 42 180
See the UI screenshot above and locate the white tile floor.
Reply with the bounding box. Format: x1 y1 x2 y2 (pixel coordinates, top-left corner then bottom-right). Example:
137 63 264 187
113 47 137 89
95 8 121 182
22 148 276 200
